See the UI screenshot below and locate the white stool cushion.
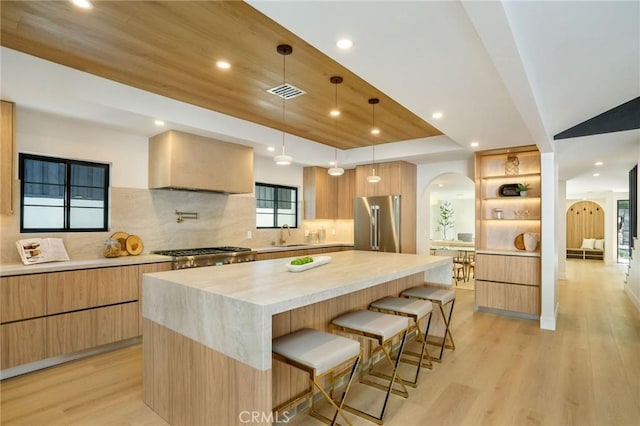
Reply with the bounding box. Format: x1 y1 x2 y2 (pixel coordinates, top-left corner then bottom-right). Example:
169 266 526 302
402 286 456 305
273 328 360 376
332 310 409 341
370 296 433 319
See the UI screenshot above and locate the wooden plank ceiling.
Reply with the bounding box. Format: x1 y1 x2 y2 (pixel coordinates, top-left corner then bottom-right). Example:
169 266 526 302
0 0 442 150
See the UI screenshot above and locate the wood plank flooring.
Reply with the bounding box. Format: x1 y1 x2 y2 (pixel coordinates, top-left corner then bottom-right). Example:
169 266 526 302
1 260 638 426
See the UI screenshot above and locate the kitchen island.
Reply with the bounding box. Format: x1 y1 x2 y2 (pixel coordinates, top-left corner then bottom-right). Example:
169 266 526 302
142 250 451 425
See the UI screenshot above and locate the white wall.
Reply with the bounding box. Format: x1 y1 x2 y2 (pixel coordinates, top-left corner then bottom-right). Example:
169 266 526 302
16 106 149 189
430 198 475 240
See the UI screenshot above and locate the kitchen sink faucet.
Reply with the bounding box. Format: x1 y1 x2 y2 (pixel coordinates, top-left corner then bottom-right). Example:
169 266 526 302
279 224 291 244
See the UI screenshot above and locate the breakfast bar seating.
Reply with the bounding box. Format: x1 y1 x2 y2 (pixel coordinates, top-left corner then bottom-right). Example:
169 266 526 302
331 309 410 425
401 286 456 361
368 296 433 387
272 328 361 425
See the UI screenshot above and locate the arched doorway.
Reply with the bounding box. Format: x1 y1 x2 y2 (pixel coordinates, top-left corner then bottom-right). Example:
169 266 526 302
427 173 475 244
566 200 605 260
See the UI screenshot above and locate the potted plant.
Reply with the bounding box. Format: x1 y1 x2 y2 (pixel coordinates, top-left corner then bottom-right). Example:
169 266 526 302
436 201 455 240
517 183 531 197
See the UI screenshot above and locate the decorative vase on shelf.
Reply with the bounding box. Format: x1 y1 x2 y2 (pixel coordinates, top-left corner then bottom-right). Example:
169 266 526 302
520 190 528 197
505 154 519 176
524 232 538 251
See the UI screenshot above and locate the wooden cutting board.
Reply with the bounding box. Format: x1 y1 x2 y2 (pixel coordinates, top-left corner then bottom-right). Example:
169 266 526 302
514 233 525 250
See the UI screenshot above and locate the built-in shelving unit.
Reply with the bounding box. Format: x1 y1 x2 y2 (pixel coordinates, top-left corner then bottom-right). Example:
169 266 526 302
474 146 542 317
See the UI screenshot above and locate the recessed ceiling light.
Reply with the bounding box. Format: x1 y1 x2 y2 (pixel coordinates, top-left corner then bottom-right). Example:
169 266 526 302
371 128 380 135
431 112 443 119
154 119 165 126
593 173 600 177
330 109 340 117
595 161 603 166
267 146 275 152
336 39 353 49
216 60 231 70
438 183 444 188
470 141 479 148
70 0 93 9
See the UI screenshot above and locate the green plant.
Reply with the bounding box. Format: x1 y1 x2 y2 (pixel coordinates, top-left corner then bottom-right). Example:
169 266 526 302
517 183 531 192
436 201 455 240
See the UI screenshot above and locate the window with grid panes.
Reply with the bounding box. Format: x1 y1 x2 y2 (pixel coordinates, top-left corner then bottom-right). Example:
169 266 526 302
255 182 298 228
19 153 110 232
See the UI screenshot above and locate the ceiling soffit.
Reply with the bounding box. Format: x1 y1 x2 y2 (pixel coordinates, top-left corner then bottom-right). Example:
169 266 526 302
0 0 442 150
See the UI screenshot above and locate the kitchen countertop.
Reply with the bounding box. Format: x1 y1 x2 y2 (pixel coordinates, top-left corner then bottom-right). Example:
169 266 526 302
142 250 451 370
0 254 173 277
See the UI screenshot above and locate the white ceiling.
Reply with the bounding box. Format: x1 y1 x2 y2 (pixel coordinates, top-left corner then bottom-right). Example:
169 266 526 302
1 0 638 198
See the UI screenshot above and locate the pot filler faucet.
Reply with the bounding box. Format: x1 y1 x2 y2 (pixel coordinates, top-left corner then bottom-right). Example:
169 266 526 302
279 224 291 244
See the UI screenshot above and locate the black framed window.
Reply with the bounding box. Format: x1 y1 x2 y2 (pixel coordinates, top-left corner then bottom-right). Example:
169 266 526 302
19 153 110 232
255 182 297 228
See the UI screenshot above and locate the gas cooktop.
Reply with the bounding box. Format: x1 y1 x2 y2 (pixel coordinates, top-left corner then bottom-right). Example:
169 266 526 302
152 246 256 269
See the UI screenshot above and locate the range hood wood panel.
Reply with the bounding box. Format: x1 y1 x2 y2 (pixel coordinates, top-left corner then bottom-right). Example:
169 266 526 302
149 130 253 194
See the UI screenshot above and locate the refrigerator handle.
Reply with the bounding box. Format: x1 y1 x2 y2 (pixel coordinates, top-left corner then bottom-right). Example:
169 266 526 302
371 205 380 250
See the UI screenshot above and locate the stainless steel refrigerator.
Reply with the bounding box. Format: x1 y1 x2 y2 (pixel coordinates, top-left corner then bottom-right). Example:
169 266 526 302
354 195 401 252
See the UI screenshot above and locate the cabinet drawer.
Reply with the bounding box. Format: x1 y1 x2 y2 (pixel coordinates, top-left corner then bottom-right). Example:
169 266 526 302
475 254 540 286
476 280 540 314
1 318 46 369
47 266 139 314
46 302 139 358
1 275 47 322
475 280 506 310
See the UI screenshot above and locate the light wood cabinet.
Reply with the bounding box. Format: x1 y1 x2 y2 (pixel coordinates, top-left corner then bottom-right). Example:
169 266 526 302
475 147 541 251
336 168 355 219
148 130 253 194
1 100 15 215
46 303 139 358
355 161 417 253
1 274 46 322
303 167 355 220
46 266 139 314
303 167 337 219
475 253 540 286
474 146 542 316
1 319 46 369
1 262 171 371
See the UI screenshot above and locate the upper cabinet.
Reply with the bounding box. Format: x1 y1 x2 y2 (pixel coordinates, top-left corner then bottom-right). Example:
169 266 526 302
475 146 541 252
355 161 416 198
148 130 254 194
1 100 15 215
336 168 355 219
303 167 355 220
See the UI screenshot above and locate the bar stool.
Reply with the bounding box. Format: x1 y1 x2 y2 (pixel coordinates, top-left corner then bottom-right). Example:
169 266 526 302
331 310 410 425
400 286 456 362
368 296 433 387
272 328 361 425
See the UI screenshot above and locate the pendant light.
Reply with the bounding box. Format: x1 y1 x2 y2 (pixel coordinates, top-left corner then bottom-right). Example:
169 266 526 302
327 76 344 176
273 44 293 165
366 98 381 183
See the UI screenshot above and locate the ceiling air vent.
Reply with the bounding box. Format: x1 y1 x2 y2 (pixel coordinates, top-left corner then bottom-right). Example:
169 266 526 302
267 83 306 100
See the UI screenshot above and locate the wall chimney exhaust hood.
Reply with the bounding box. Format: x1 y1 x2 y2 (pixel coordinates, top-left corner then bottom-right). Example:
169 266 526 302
148 130 254 194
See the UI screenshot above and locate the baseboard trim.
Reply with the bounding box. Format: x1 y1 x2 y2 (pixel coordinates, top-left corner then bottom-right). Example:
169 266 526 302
539 302 559 330
1 337 141 380
624 285 640 312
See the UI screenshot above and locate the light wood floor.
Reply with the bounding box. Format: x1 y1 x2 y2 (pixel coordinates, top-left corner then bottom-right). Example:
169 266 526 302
1 260 638 426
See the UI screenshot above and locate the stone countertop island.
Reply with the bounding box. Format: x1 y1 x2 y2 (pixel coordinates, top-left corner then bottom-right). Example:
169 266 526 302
142 250 451 425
